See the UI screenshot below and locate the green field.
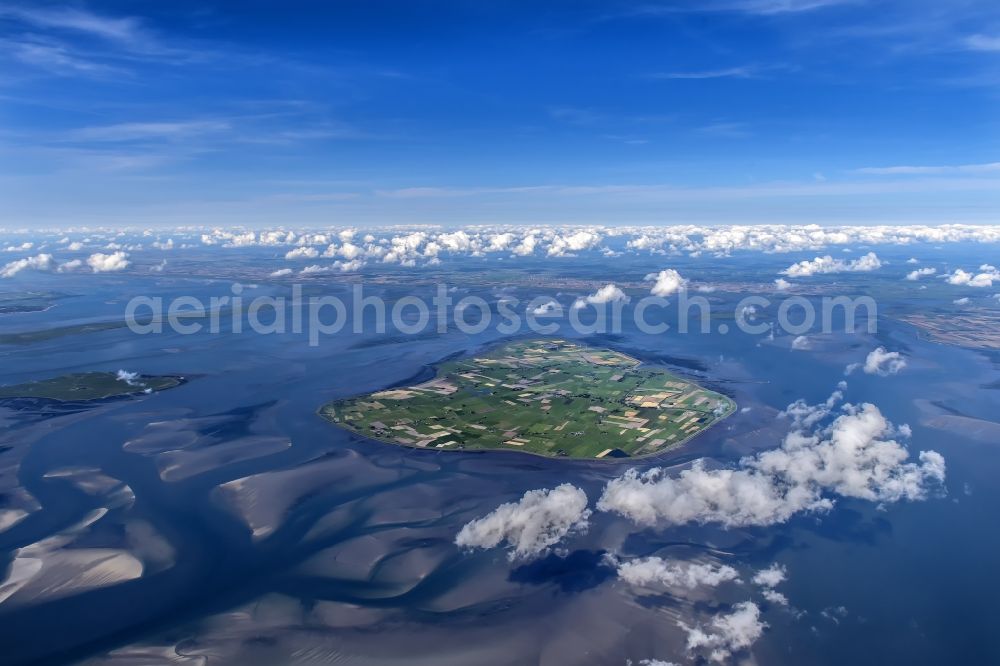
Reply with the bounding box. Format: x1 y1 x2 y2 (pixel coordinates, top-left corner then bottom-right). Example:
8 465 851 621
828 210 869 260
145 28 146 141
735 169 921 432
321 339 735 459
0 372 183 401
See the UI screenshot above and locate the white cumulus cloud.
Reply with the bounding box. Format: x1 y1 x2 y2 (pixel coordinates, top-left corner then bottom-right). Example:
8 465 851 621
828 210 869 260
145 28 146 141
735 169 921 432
846 347 906 376
753 564 788 605
574 283 629 309
905 267 935 280
681 601 766 663
547 230 602 256
762 589 789 605
598 392 944 528
1 253 55 278
57 259 84 273
87 251 130 273
116 369 142 387
285 246 319 260
3 242 34 252
618 557 740 590
782 252 882 277
645 269 688 296
455 484 591 560
752 563 786 588
945 265 998 288
531 300 562 316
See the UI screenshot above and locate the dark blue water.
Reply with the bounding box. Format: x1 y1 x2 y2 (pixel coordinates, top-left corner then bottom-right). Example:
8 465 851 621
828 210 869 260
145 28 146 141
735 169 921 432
0 254 998 665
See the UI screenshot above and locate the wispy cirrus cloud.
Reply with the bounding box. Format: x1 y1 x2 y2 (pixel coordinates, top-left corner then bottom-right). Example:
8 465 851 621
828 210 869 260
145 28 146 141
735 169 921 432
646 65 761 80
0 3 215 80
725 0 862 14
4 35 127 76
236 121 373 144
376 186 550 199
962 33 1000 52
66 121 232 143
628 0 861 17
0 6 145 43
696 121 752 138
547 106 605 126
856 162 1000 175
15 145 191 172
373 175 1000 202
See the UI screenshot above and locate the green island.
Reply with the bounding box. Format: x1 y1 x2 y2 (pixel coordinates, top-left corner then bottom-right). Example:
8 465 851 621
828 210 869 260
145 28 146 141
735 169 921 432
320 339 735 459
0 372 184 401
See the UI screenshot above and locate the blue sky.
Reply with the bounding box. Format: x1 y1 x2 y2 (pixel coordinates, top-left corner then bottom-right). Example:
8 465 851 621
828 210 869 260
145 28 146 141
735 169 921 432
2 0 999 226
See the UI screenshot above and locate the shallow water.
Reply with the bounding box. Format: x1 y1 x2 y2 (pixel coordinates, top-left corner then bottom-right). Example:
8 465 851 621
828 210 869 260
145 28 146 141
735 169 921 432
1 261 998 665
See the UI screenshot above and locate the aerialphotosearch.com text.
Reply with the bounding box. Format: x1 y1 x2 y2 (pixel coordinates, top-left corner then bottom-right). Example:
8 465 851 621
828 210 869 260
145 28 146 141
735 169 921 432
125 283 878 346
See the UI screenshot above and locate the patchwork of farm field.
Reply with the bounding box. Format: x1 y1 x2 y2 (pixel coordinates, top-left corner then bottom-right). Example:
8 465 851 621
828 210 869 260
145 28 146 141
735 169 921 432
321 339 735 459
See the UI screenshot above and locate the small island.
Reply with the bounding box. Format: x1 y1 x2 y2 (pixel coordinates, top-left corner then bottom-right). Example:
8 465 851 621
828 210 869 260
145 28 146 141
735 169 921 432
0 371 184 402
321 339 735 459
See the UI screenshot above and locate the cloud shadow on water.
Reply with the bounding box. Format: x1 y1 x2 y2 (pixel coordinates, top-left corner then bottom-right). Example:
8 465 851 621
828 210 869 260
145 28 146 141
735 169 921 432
508 549 615 593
